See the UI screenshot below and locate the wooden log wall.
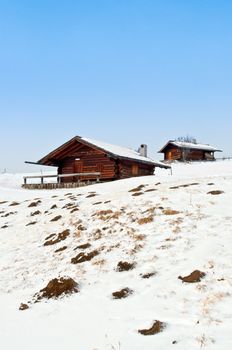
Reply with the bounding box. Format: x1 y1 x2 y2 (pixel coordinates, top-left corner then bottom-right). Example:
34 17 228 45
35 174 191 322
164 147 182 160
165 146 206 161
118 160 154 179
58 145 117 182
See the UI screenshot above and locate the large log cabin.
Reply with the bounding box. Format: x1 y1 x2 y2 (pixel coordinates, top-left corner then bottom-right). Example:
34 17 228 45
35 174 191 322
159 140 222 162
29 136 170 183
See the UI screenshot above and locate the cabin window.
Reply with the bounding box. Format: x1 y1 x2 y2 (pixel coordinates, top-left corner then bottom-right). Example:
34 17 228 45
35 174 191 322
132 164 139 176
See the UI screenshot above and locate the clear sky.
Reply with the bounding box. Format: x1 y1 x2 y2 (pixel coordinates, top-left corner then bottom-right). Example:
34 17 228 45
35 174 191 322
0 0 232 173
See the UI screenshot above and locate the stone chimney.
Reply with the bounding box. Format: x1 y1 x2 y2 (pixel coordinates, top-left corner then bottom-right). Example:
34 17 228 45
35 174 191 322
139 144 148 157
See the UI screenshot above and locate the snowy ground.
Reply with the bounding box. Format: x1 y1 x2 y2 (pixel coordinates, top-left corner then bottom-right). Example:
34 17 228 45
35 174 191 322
0 160 232 350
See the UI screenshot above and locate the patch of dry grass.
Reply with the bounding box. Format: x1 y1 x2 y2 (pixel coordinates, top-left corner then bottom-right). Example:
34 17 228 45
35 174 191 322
138 215 153 225
92 259 106 267
163 209 181 215
93 210 121 221
129 185 146 192
129 243 144 255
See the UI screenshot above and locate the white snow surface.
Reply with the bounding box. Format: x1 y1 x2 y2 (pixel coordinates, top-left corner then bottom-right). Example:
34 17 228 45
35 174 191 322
159 140 222 152
81 136 169 167
0 160 232 350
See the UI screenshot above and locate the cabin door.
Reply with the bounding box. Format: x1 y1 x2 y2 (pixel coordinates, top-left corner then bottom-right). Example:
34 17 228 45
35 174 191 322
167 151 172 160
132 164 139 176
74 159 83 181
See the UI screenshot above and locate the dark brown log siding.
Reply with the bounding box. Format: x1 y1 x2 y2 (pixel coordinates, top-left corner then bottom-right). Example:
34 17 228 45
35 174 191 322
164 146 214 161
57 145 116 182
118 160 154 179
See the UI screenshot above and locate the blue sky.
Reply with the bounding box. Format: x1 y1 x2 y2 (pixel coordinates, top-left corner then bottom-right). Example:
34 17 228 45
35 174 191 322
0 0 232 172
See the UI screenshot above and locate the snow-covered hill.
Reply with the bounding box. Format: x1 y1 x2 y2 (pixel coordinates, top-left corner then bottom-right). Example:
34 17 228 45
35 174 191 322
0 160 232 350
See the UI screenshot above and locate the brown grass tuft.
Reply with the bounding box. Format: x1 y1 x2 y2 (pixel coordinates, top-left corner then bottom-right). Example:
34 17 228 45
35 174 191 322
50 215 62 222
178 270 206 283
44 229 70 246
116 261 136 272
141 272 156 279
9 201 20 206
112 287 133 299
36 277 79 300
129 185 146 192
74 243 91 250
132 192 143 197
163 209 180 215
138 215 153 225
71 250 99 264
28 200 41 208
31 210 41 216
207 190 224 195
138 320 165 336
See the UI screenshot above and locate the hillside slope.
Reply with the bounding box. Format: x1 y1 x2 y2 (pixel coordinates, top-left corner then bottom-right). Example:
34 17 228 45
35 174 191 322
0 161 232 350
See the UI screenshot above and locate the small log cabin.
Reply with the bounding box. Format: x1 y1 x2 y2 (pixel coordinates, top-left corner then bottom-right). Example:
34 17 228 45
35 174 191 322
28 136 170 183
159 140 222 162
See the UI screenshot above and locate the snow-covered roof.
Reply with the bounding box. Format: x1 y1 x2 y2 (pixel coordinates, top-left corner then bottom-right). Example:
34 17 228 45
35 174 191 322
81 137 170 168
37 136 170 168
159 140 222 153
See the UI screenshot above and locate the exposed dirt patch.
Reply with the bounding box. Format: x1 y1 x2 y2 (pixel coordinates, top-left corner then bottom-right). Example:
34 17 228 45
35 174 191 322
77 224 86 231
50 215 62 222
207 190 224 195
19 303 29 311
9 201 20 206
70 208 79 213
138 215 153 225
62 203 74 209
170 183 199 189
129 185 146 192
141 272 156 279
163 209 181 215
93 229 102 240
94 210 113 216
35 277 79 300
182 182 199 187
54 246 67 253
74 243 91 250
44 229 70 246
86 194 97 198
93 210 121 221
133 234 146 241
2 211 16 217
44 233 56 241
26 221 37 226
132 192 144 197
71 250 99 264
31 210 41 216
28 200 41 208
112 287 133 299
138 320 165 336
116 261 136 272
178 270 206 283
